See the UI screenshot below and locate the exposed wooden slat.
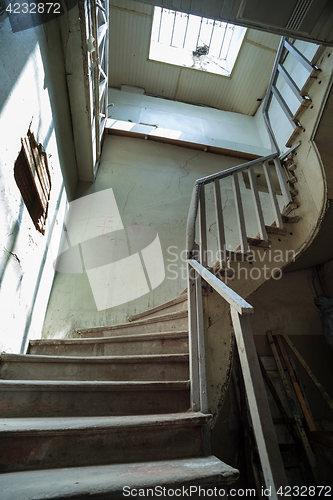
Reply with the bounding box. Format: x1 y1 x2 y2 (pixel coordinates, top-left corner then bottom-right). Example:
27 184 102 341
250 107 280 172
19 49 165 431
248 166 268 241
231 311 287 495
263 161 284 229
279 332 333 410
199 185 207 267
275 335 316 433
188 260 253 315
213 179 227 269
267 332 317 475
231 172 248 253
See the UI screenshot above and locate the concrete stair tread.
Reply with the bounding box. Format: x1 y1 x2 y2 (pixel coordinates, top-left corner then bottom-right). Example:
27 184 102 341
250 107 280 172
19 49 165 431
0 380 190 391
29 330 188 346
128 294 188 322
0 412 211 435
2 353 189 364
75 310 188 337
0 456 240 500
0 352 190 382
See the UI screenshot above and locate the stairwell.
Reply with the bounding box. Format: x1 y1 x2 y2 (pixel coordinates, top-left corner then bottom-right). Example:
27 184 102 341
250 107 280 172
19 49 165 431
1 38 333 499
0 293 239 499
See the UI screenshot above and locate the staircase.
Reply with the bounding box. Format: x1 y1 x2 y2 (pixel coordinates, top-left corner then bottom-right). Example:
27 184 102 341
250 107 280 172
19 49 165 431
0 294 239 499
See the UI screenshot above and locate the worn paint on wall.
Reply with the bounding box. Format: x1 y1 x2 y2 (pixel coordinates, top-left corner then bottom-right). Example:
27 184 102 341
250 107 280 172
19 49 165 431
42 134 282 338
0 14 78 353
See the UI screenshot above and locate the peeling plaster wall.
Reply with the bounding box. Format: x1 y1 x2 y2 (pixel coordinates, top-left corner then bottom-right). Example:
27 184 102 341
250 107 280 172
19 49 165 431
42 134 282 338
0 14 78 353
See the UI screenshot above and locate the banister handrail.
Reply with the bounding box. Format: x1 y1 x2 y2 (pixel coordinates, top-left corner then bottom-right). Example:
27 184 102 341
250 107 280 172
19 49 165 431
186 35 320 494
188 259 254 315
186 36 307 258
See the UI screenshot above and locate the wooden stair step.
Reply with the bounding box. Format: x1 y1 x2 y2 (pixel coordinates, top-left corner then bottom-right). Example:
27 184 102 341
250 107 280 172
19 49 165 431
0 456 240 500
28 331 189 357
300 66 322 97
0 412 211 472
0 353 189 382
286 123 303 148
282 202 298 216
292 95 311 122
128 293 188 322
76 311 188 339
247 237 271 249
265 225 287 236
282 215 299 223
0 380 190 418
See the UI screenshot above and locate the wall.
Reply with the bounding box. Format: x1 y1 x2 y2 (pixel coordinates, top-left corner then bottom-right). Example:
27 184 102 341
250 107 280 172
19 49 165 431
108 87 272 157
0 14 78 354
42 134 281 338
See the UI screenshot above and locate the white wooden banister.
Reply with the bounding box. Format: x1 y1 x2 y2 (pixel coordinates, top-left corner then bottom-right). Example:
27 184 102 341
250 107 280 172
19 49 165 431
214 178 227 269
199 185 207 267
188 260 253 315
185 35 318 492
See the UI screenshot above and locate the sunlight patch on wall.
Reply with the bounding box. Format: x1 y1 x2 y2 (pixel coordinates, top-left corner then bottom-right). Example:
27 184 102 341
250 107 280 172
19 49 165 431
149 7 246 77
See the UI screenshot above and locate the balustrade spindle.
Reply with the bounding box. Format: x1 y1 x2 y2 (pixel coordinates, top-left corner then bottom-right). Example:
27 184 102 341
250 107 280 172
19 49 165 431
232 172 248 253
213 178 227 268
248 166 268 241
263 161 284 228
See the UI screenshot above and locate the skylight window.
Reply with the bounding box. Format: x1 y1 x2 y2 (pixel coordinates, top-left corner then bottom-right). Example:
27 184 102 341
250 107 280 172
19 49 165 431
149 7 246 77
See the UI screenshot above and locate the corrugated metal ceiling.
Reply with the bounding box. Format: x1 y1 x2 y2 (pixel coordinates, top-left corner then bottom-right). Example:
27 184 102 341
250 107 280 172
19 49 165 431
109 0 281 115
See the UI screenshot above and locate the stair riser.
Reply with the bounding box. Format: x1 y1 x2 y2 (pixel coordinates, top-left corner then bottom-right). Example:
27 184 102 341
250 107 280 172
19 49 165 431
28 338 189 357
0 361 189 382
79 317 188 338
0 425 204 472
0 389 190 418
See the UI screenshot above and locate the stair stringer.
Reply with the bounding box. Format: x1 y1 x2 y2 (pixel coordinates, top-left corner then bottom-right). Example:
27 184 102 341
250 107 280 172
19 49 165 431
203 46 333 423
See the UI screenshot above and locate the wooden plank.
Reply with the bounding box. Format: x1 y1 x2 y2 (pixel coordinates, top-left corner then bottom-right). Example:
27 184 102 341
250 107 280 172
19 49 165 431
248 166 268 241
195 276 208 414
188 259 253 315
231 310 287 495
263 161 284 228
232 172 248 253
199 185 207 267
213 179 227 269
258 356 300 447
280 332 333 410
267 332 317 474
275 335 316 433
187 264 200 412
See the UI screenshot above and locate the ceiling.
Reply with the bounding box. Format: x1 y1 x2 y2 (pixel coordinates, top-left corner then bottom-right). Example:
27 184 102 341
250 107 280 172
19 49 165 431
108 0 281 115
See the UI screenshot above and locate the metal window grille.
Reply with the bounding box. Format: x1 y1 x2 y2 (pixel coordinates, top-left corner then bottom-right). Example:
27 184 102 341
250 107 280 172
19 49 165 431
155 8 236 61
14 129 51 235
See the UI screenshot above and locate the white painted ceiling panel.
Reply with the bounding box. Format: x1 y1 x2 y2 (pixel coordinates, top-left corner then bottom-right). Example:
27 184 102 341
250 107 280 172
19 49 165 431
109 0 281 115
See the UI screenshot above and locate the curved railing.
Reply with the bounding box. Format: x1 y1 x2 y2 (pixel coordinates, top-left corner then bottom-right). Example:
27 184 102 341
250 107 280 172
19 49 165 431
186 36 322 497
